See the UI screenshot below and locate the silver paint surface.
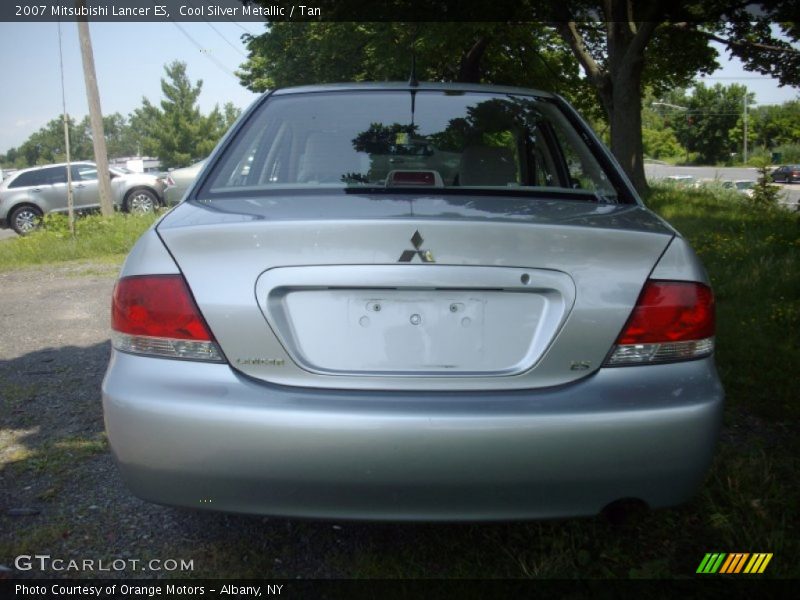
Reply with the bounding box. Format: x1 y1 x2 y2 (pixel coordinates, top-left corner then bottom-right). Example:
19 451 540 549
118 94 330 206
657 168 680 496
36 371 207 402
155 197 674 390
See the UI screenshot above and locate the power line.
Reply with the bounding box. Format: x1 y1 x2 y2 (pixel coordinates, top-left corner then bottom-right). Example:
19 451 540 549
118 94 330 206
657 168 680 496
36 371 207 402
222 15 256 37
205 20 248 58
224 18 259 36
183 0 248 58
148 0 240 80
170 20 240 80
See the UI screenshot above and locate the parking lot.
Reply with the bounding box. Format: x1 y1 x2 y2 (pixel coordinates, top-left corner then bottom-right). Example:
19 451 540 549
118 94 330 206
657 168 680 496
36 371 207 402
644 164 800 209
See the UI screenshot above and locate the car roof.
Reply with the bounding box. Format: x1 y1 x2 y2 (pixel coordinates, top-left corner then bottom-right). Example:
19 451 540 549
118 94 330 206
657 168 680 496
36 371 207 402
14 161 95 174
270 81 556 98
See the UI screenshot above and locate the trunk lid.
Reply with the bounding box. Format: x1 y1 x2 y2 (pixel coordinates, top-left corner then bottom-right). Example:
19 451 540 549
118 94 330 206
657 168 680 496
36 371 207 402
157 194 674 390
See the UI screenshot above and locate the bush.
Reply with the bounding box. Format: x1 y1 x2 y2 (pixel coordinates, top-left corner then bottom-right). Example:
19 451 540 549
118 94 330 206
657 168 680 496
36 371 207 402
642 127 685 160
771 143 800 164
750 164 782 207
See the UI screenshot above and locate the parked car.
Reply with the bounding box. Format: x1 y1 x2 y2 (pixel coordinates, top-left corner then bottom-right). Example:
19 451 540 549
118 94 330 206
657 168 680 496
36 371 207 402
164 159 206 205
103 82 723 521
721 179 755 197
664 175 695 186
0 162 168 234
770 164 800 183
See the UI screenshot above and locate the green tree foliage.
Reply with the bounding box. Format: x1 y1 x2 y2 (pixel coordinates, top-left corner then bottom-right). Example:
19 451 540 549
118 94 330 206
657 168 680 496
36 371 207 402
243 1 800 192
746 100 800 150
237 22 599 119
751 163 782 207
666 83 753 164
642 128 684 160
0 112 148 169
1 61 241 170
0 116 91 168
90 113 142 158
133 61 232 169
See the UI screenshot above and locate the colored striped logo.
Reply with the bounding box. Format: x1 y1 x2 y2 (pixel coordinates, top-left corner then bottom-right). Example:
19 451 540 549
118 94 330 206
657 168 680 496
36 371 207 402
696 553 773 574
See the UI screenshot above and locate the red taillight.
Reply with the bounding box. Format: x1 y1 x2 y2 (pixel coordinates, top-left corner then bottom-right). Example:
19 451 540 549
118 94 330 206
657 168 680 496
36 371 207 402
617 281 714 344
112 274 213 341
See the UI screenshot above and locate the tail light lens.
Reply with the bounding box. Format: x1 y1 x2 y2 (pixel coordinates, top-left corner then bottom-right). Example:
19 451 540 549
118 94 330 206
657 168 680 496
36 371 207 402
605 280 715 366
111 274 224 362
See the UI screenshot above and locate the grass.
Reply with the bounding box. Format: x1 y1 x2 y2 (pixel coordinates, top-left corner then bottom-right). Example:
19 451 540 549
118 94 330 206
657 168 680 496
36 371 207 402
5 434 108 476
0 212 160 271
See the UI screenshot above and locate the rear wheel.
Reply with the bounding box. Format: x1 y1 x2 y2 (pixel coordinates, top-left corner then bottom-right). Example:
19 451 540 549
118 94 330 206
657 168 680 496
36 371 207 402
9 205 43 235
125 189 159 214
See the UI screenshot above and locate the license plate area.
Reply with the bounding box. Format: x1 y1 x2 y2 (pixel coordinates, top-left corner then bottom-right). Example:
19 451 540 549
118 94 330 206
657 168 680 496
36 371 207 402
350 292 486 371
257 265 574 376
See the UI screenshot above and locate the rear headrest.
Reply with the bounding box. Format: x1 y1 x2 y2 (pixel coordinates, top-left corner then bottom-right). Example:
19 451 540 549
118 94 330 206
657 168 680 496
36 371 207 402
297 132 364 183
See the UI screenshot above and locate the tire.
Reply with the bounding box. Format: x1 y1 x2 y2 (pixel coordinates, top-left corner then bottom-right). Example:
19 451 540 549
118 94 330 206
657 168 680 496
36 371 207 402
9 205 43 235
124 188 159 214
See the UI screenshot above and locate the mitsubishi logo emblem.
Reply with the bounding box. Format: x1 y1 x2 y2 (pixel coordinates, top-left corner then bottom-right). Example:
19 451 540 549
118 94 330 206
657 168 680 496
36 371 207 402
398 230 435 263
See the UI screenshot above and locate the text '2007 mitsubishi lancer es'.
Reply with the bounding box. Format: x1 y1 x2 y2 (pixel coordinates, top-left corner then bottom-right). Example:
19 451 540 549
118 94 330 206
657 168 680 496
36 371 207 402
102 82 723 521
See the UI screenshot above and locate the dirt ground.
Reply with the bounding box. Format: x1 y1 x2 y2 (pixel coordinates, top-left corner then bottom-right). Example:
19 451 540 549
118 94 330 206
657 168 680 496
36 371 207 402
0 263 516 581
0 263 369 579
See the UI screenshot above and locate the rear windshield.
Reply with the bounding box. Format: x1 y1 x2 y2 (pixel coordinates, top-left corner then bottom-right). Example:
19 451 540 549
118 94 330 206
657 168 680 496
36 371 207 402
201 91 618 201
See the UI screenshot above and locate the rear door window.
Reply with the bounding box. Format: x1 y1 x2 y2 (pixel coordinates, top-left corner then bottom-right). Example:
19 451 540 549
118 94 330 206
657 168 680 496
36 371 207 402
72 164 98 181
40 166 67 185
9 169 46 188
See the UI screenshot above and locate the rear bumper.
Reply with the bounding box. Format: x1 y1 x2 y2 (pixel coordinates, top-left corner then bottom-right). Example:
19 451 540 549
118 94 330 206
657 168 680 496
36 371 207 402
102 351 723 521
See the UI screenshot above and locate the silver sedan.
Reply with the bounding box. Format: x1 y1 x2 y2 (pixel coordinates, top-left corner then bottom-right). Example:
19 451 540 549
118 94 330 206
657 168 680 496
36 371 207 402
164 159 206 206
103 83 723 520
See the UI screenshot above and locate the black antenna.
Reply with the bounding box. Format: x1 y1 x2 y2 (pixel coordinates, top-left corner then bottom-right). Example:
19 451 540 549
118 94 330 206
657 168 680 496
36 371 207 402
408 54 419 88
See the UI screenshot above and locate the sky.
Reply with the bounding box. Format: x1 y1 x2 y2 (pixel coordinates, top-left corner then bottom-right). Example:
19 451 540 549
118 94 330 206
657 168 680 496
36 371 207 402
0 21 798 155
0 21 262 153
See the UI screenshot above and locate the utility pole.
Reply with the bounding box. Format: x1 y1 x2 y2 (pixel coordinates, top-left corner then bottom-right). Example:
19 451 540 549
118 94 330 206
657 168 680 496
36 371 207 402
57 21 75 235
743 91 749 164
76 0 113 216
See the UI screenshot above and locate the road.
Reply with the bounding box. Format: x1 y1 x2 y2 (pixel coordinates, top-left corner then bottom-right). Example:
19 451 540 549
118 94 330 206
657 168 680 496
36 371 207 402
645 163 800 209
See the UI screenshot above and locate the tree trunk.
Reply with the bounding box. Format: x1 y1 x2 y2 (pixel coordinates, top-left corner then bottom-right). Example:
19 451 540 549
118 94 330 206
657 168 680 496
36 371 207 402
608 66 648 194
554 14 654 196
457 36 489 83
601 15 650 196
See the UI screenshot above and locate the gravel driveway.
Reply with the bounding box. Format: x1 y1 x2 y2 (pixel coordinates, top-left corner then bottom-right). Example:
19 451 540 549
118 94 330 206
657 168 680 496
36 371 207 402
0 263 379 580
0 263 527 580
